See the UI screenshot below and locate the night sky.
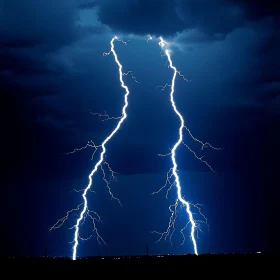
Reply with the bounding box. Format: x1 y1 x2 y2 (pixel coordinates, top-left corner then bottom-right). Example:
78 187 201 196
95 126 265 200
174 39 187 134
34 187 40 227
1 0 279 258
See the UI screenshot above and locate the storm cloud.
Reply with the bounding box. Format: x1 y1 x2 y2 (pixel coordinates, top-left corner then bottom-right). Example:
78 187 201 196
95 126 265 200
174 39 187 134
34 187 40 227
92 0 279 38
1 0 279 165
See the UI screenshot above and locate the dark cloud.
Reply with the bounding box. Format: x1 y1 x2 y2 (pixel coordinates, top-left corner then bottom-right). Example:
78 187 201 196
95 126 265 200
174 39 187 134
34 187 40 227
93 0 243 37
0 38 41 49
0 0 79 50
174 29 227 43
0 0 104 82
36 115 75 132
95 0 182 36
0 0 278 141
230 0 280 21
0 50 53 75
1 0 278 119
256 82 280 106
93 0 279 42
0 0 76 86
175 0 245 36
78 0 97 9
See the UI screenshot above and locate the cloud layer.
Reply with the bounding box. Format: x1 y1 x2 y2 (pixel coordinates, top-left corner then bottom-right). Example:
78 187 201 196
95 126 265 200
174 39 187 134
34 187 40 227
1 0 279 175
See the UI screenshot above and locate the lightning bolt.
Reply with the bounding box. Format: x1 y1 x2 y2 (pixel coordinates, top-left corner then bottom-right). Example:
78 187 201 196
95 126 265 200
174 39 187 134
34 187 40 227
70 36 132 260
50 36 132 260
70 36 131 260
51 34 220 259
153 37 221 255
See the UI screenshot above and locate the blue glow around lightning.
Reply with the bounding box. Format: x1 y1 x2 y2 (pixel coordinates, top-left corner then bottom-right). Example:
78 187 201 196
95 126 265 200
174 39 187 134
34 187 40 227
70 36 131 260
48 36 130 260
50 34 220 258
159 37 198 255
153 37 221 255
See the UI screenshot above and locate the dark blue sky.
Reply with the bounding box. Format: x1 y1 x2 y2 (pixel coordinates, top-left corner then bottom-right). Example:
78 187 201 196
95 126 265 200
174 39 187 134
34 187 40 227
1 0 279 258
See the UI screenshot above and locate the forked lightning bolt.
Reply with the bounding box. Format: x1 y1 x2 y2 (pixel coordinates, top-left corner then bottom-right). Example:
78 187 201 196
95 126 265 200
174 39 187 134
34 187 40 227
152 37 221 255
71 36 131 260
50 36 132 260
51 34 220 258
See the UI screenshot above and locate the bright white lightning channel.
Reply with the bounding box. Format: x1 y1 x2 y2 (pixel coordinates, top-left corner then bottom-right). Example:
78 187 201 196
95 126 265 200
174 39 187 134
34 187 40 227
162 37 198 255
70 36 130 260
154 37 221 256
